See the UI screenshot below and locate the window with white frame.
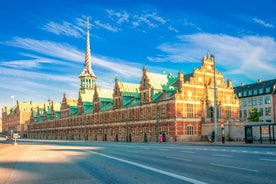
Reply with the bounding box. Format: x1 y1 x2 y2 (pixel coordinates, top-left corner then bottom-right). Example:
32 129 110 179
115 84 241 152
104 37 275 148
253 98 257 105
247 99 252 106
161 104 166 118
265 107 272 116
187 126 194 135
258 97 263 105
187 104 194 118
242 100 246 107
265 96 271 104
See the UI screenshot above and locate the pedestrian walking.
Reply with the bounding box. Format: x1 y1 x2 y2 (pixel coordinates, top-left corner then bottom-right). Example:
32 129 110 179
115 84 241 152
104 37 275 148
159 132 163 143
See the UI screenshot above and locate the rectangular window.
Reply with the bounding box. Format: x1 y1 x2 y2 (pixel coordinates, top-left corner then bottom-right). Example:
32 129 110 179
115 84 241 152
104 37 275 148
187 126 193 135
265 87 271 93
239 110 242 118
247 99 252 106
259 88 264 94
187 104 194 118
265 107 272 116
153 105 157 118
248 90 252 96
253 89 258 95
238 92 242 97
259 108 263 117
265 96 271 104
143 92 147 100
242 100 246 107
243 110 247 118
143 108 147 119
161 105 166 118
258 97 263 105
253 98 257 105
243 91 247 97
226 106 231 119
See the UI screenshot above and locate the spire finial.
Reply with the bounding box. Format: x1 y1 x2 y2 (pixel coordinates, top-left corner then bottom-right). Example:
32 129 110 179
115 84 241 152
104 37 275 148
79 16 96 77
87 17 90 32
207 51 210 58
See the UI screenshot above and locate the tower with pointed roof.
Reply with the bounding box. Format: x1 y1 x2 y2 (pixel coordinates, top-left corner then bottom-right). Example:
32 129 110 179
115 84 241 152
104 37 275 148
79 17 97 102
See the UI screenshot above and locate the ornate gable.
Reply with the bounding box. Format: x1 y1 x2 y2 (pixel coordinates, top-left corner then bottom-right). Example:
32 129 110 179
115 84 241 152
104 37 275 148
113 77 122 109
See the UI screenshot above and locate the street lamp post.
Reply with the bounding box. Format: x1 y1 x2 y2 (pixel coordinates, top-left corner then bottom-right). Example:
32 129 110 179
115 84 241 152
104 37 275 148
211 54 217 143
155 101 159 142
102 112 105 141
126 106 129 142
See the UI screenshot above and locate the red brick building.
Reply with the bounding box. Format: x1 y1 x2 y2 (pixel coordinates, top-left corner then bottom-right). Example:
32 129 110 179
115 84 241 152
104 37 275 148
26 18 239 142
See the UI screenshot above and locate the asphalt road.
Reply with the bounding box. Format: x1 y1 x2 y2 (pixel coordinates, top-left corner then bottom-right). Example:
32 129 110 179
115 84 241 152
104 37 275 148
1 140 276 184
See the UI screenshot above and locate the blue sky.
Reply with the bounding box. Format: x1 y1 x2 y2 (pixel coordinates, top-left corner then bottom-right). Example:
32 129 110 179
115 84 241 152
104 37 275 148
1 0 276 111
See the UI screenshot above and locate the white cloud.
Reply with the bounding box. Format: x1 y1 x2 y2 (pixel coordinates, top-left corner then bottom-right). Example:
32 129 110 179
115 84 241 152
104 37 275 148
0 66 77 83
42 18 86 38
133 14 157 28
168 25 178 33
6 37 83 62
133 12 167 28
146 12 166 24
148 33 276 83
93 56 141 79
253 17 274 28
182 19 202 32
94 20 119 32
106 9 129 24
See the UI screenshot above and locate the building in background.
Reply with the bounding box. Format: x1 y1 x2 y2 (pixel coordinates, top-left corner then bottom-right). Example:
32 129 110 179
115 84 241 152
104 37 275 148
234 79 276 123
26 18 239 142
1 101 44 137
3 18 240 142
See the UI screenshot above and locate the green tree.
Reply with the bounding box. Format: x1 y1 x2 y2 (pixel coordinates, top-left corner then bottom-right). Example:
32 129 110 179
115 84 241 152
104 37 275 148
248 108 260 122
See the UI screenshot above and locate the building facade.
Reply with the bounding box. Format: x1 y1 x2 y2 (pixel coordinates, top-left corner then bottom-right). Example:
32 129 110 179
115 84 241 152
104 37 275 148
234 79 276 123
26 19 239 142
1 101 45 137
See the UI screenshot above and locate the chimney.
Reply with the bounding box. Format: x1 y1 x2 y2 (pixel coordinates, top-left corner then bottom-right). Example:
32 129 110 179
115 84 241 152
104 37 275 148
241 82 244 86
258 79 262 83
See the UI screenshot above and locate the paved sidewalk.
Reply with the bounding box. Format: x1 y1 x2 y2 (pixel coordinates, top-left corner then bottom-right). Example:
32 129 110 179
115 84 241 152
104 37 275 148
0 142 30 184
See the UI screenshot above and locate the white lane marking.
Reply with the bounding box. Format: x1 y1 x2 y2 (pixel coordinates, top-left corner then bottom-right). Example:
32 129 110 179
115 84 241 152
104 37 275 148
166 156 192 162
29 154 55 159
212 154 232 158
209 163 258 172
260 158 276 162
87 150 207 184
181 151 195 154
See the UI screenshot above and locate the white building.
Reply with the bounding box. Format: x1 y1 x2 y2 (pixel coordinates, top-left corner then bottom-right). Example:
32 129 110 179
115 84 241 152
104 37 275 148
234 79 276 123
